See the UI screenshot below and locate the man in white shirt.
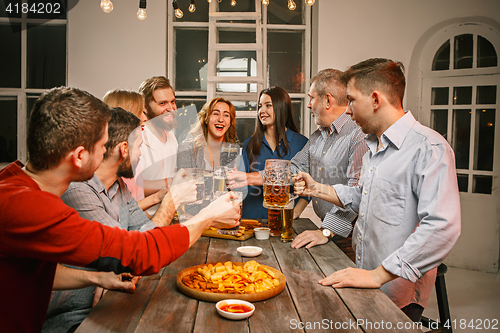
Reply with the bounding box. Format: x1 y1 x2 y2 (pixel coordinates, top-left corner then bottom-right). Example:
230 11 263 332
138 76 179 216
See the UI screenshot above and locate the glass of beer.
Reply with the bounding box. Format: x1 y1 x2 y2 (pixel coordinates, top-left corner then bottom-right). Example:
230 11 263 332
213 165 228 193
262 159 297 209
280 198 294 242
203 170 214 201
185 168 204 205
220 143 240 167
268 209 282 237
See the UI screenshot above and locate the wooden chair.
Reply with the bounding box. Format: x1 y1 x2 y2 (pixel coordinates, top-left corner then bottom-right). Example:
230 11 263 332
421 263 452 333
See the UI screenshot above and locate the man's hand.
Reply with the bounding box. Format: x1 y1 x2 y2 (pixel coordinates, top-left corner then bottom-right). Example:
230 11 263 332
170 168 197 207
94 271 142 291
226 170 248 189
292 171 320 197
318 266 397 289
291 229 329 249
202 192 241 229
91 272 142 307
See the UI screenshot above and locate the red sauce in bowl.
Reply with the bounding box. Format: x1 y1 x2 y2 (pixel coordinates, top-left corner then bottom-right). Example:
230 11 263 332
219 303 253 313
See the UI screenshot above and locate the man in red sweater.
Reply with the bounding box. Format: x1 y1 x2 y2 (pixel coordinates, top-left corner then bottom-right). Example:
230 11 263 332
0 87 240 333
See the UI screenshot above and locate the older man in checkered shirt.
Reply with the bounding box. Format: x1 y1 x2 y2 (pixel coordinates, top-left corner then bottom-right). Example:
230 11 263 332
291 69 368 257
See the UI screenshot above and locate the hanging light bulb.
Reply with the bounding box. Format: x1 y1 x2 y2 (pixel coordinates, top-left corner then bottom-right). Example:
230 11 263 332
231 0 236 6
189 0 196 12
137 0 147 20
305 0 315 5
207 0 212 2
100 0 113 13
287 0 296 10
172 0 183 18
262 0 269 5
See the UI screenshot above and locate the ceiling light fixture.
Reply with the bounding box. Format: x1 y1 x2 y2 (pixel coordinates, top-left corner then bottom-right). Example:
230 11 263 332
100 0 113 13
189 0 196 12
137 0 147 20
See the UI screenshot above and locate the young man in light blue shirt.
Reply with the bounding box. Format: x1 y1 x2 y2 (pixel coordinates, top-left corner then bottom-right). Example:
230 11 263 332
293 58 461 321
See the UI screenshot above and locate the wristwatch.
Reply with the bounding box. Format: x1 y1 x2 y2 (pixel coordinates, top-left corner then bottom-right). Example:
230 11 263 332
320 228 334 239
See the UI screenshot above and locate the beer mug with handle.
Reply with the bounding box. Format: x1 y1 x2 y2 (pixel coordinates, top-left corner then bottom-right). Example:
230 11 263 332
262 159 297 209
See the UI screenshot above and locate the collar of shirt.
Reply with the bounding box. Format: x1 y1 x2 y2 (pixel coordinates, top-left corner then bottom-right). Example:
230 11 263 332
261 128 295 152
319 111 351 139
366 111 416 154
87 173 120 199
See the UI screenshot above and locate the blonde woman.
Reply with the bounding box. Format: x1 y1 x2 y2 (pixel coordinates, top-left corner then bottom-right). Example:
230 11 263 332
103 89 165 215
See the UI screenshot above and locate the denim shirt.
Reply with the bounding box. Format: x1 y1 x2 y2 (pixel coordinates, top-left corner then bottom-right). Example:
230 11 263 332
334 111 461 308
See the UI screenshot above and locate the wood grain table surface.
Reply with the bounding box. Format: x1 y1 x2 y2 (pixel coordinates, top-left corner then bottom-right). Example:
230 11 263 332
75 218 423 333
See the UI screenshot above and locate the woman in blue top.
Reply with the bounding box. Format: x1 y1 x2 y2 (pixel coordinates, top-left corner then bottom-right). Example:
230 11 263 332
228 86 309 219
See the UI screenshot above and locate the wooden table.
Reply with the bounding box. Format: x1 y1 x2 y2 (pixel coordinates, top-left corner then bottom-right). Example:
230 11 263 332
76 219 423 333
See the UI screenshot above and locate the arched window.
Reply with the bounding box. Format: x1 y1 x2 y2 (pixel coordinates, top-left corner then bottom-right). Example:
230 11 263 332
422 23 499 195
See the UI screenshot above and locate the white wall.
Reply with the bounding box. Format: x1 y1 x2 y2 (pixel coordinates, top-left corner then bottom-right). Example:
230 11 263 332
67 0 167 99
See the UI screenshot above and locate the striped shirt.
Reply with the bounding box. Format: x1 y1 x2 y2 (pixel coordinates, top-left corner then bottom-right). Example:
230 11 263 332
291 112 368 237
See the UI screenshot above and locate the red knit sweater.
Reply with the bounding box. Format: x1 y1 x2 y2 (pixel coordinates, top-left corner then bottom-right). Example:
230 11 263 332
0 161 190 333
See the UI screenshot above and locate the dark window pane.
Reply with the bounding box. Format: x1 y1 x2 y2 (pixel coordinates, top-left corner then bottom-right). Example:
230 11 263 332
267 0 303 24
453 109 471 169
477 35 497 68
174 0 209 22
173 103 200 143
453 86 472 105
291 100 302 135
473 175 492 194
476 85 497 104
0 23 21 88
454 34 473 69
432 109 448 140
27 24 66 89
232 100 257 112
236 118 256 147
219 0 255 12
431 87 449 105
219 30 256 44
27 93 41 128
474 108 495 171
268 31 303 93
175 29 208 91
432 40 450 71
457 174 468 192
0 97 18 163
0 1 21 18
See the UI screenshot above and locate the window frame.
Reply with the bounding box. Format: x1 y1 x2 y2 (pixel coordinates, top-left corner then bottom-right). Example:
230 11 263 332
419 22 500 196
0 16 67 167
166 1 312 140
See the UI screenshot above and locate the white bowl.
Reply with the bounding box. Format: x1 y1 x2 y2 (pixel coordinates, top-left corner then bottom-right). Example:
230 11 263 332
216 299 255 320
254 227 270 240
237 246 263 257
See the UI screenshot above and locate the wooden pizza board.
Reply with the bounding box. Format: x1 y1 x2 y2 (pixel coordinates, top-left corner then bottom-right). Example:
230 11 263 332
176 262 286 303
201 228 254 241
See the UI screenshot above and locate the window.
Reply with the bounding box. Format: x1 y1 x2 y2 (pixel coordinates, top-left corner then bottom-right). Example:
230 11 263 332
168 1 311 146
424 25 499 194
0 1 67 167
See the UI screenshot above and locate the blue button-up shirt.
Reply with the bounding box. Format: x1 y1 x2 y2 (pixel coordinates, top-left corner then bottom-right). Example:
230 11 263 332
241 129 308 219
334 111 461 308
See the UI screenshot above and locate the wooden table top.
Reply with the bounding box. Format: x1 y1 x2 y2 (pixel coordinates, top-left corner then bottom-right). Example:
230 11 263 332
76 218 422 333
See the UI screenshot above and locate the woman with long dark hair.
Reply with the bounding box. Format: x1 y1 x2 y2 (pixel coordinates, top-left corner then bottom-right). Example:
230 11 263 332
228 86 308 219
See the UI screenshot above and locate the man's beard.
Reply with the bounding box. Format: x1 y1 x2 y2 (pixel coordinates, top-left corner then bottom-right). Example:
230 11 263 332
117 155 135 179
146 110 178 131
